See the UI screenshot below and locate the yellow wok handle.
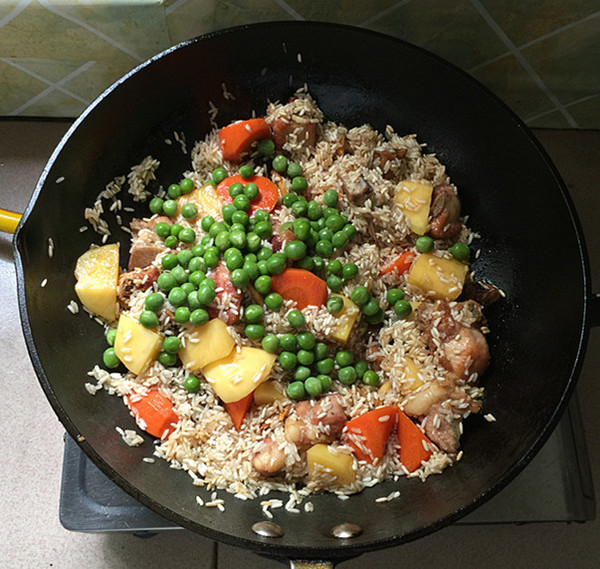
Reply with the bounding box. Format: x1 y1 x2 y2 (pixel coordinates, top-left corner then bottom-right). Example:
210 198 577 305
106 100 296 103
0 208 22 234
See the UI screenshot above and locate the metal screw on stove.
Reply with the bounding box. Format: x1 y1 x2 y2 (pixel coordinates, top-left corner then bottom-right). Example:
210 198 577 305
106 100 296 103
331 522 362 539
251 521 284 538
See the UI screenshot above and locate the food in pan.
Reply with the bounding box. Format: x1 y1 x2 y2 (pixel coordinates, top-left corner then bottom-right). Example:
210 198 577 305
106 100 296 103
78 91 499 503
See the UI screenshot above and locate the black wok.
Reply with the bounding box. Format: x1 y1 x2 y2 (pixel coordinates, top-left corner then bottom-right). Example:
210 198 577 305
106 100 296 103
13 22 595 566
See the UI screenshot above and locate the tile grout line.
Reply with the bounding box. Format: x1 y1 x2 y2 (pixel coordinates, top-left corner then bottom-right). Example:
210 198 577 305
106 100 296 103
272 0 305 20
359 0 415 27
0 0 32 29
165 0 191 16
525 92 600 124
469 0 578 128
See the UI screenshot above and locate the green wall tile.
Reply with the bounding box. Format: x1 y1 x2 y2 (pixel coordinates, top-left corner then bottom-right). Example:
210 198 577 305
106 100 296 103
521 15 600 106
285 0 399 25
526 110 573 129
469 54 555 120
15 86 87 117
165 0 218 44
0 60 47 114
567 95 600 129
210 0 292 31
364 0 507 69
479 0 600 46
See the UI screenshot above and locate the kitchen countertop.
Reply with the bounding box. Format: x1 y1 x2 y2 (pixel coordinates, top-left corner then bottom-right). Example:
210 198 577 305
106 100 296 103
1 121 599 569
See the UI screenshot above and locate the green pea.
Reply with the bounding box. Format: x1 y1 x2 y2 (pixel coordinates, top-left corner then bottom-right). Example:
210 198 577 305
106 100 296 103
181 203 198 221
168 222 181 237
158 351 178 367
190 308 209 327
224 247 243 269
139 310 159 329
161 253 178 270
265 292 283 311
209 221 228 238
327 259 343 275
450 242 470 260
343 223 357 240
365 308 385 325
342 262 358 280
279 333 297 352
293 332 313 352
246 231 261 252
245 304 263 323
323 189 339 207
285 240 307 260
167 184 181 199
103 347 120 369
230 268 249 288
257 247 273 262
184 375 200 393
221 203 237 224
316 357 334 375
229 182 244 198
305 376 323 397
214 230 230 252
231 210 250 227
394 300 413 318
149 197 164 215
239 164 254 178
201 234 212 246
282 192 298 207
279 351 298 370
203 249 219 269
188 256 207 274
188 270 204 288
317 374 333 391
336 350 354 367
257 138 275 156
306 200 322 221
254 220 272 239
233 194 250 212
306 229 319 249
325 213 345 232
326 295 344 314
180 282 196 296
293 366 311 381
257 260 269 275
354 360 368 379
291 176 308 193
312 256 325 274
162 336 181 354
155 221 171 238
314 342 329 361
327 274 343 292
362 297 381 317
272 155 288 173
243 260 259 282
331 230 348 249
363 370 380 387
157 272 177 292
387 288 404 305
350 285 369 306
106 328 117 346
202 277 216 290
201 215 214 232
177 250 194 269
197 285 216 305
292 218 310 241
287 162 303 178
297 349 314 366
261 334 280 354
338 366 357 385
179 228 196 244
253 209 270 222
244 182 259 200
254 274 272 295
266 253 287 275
212 167 228 184
245 324 265 340
164 235 178 249
167 287 187 307
315 239 334 258
291 199 308 217
287 381 306 400
163 199 178 216
323 206 338 218
287 309 305 328
180 178 194 194
175 306 191 324
171 265 188 284
416 235 434 253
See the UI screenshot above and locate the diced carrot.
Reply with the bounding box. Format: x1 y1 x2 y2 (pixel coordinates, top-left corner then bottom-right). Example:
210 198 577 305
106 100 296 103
216 174 279 213
344 406 398 464
270 268 328 310
219 118 271 163
223 391 254 431
397 408 433 472
380 250 416 276
128 390 178 439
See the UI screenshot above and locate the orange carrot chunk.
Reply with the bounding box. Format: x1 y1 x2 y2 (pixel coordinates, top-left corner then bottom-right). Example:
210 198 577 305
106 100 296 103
223 391 254 431
380 250 416 276
397 408 433 472
216 174 279 214
219 118 271 163
128 390 179 439
345 406 398 464
270 268 328 310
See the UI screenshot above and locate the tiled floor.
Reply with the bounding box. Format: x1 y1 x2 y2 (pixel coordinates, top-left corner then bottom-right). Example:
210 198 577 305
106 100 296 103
0 122 599 568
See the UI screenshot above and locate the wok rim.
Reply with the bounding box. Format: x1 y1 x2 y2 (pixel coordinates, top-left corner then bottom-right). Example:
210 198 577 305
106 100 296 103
12 21 592 560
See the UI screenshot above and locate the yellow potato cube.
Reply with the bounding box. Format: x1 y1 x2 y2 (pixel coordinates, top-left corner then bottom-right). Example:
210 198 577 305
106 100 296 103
394 180 433 235
178 318 235 371
74 243 119 322
114 314 162 375
403 356 424 391
328 294 360 343
306 444 356 486
203 346 277 403
253 380 286 406
407 252 468 301
178 182 222 220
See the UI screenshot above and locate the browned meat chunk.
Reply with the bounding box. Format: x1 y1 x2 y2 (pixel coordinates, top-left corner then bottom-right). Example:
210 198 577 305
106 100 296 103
415 301 490 381
128 216 169 270
130 216 170 235
340 172 370 204
272 116 318 149
206 261 242 325
128 244 163 270
270 216 296 253
373 147 407 180
284 395 347 449
118 266 160 309
428 183 461 239
461 278 502 308
252 436 287 476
